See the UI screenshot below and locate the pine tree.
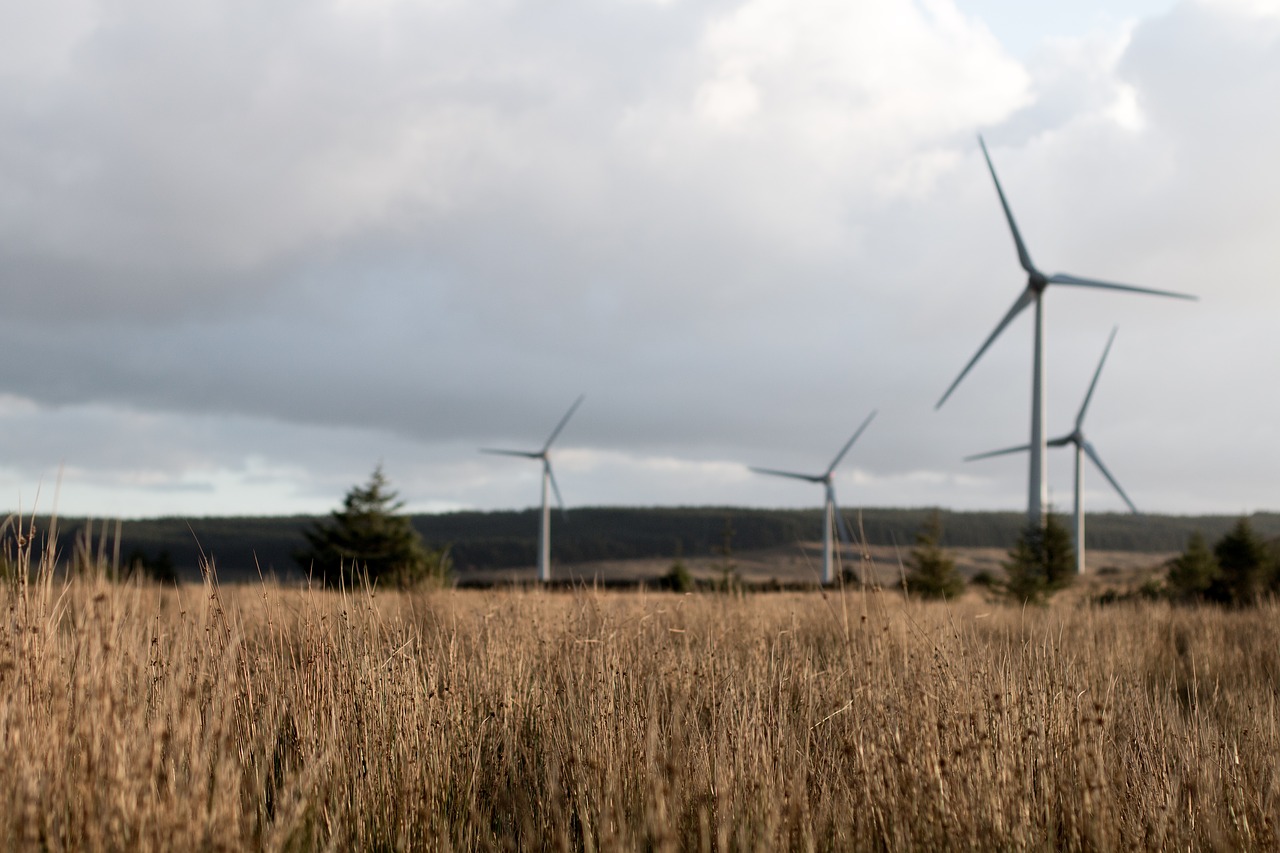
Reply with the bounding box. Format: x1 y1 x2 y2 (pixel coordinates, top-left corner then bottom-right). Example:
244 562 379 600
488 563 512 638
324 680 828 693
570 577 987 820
1002 511 1074 605
1166 531 1218 602
660 539 694 592
1208 517 1267 606
295 466 449 588
905 510 964 600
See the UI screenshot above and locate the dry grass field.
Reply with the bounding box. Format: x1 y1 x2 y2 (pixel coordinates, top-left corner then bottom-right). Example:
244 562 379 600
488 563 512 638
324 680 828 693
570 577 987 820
1 555 1277 850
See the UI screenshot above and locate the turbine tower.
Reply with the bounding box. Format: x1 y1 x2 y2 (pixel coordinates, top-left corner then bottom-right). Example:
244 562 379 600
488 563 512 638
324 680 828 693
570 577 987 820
966 328 1138 574
750 411 876 586
937 136 1194 524
481 395 584 583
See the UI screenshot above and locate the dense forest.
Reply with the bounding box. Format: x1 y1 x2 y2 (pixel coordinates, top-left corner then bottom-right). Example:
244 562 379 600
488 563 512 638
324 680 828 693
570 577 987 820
12 507 1280 583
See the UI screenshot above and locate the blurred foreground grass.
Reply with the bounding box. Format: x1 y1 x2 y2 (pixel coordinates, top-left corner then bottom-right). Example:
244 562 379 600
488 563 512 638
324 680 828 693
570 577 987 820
1 567 1276 850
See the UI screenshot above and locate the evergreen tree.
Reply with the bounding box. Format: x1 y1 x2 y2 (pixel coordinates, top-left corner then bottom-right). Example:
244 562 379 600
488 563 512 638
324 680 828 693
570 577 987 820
1208 517 1267 605
122 548 179 585
1165 532 1218 602
1002 511 1074 605
661 540 694 592
905 510 964 600
296 466 450 588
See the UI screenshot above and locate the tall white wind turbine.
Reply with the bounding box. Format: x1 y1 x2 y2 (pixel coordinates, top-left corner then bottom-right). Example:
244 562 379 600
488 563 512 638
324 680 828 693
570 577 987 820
965 328 1138 574
750 411 876 586
481 395 584 583
937 137 1195 524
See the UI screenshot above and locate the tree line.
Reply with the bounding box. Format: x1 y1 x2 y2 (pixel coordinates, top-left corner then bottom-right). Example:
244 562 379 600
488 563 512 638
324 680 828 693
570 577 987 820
9 488 1279 583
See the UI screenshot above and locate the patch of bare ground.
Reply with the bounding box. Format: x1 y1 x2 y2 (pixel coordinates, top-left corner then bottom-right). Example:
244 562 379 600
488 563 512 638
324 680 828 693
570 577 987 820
2 564 1277 850
462 543 1178 590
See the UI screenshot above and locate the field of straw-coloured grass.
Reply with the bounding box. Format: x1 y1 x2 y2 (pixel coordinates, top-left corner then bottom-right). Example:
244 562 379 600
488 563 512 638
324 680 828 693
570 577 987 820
1 565 1277 850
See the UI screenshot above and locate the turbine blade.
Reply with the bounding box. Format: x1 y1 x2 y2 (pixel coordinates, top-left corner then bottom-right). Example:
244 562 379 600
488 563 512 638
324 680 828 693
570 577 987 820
542 394 585 452
1076 326 1118 429
546 460 567 517
480 448 541 459
1081 440 1139 514
749 466 823 483
979 135 1036 274
964 443 1031 462
1047 273 1197 301
826 410 877 475
936 288 1035 409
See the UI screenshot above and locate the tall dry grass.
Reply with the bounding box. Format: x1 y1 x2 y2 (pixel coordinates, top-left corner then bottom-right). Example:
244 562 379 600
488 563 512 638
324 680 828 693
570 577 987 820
0 544 1277 849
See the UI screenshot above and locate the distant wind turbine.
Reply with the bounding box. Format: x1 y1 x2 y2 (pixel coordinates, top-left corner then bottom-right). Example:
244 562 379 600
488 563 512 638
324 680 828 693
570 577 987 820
937 136 1195 524
750 411 876 586
481 395 584 583
966 328 1137 574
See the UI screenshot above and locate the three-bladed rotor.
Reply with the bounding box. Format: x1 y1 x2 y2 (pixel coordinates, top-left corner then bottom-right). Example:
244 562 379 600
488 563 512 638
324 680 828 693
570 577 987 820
480 395 585 581
480 394 584 517
937 135 1195 523
750 410 877 583
937 137 1197 411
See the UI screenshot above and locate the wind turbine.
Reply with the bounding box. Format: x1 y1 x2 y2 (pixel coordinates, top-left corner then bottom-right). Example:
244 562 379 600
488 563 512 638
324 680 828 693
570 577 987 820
481 395 584 583
966 328 1138 574
750 411 876 586
937 136 1194 524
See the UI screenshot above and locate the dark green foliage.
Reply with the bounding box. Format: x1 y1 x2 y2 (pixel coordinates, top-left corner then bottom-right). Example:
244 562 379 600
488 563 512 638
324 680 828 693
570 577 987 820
1165 532 1219 602
409 509 1280 570
905 510 964 600
122 548 179 585
660 541 694 592
1270 540 1280 594
295 466 450 588
970 569 997 588
16 508 1280 584
660 559 694 592
1002 512 1075 605
1165 520 1280 607
1207 518 1268 606
1095 576 1166 606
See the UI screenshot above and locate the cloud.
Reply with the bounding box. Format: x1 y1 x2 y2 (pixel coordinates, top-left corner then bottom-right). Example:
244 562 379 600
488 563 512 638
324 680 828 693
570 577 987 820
0 0 1276 518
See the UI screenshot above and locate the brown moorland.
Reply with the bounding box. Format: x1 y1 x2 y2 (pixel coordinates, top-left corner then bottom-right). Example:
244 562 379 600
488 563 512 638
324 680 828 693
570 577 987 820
459 543 1176 588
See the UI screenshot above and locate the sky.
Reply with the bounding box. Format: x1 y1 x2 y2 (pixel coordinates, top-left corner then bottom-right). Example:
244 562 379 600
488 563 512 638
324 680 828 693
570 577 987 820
1 0 1277 520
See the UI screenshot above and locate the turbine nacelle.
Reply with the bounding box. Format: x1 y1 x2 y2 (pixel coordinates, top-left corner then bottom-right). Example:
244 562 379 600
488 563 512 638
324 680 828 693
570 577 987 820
1048 430 1083 449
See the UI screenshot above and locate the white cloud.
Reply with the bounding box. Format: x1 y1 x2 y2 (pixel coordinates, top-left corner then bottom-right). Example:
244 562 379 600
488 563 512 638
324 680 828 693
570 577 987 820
1199 0 1280 19
695 0 1030 147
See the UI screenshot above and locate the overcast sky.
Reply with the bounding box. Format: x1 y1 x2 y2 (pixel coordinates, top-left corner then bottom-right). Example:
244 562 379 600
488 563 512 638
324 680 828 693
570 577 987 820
2 0 1276 520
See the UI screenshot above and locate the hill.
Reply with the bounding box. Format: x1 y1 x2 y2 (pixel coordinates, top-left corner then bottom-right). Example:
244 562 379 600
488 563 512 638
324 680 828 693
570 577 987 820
13 507 1279 584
